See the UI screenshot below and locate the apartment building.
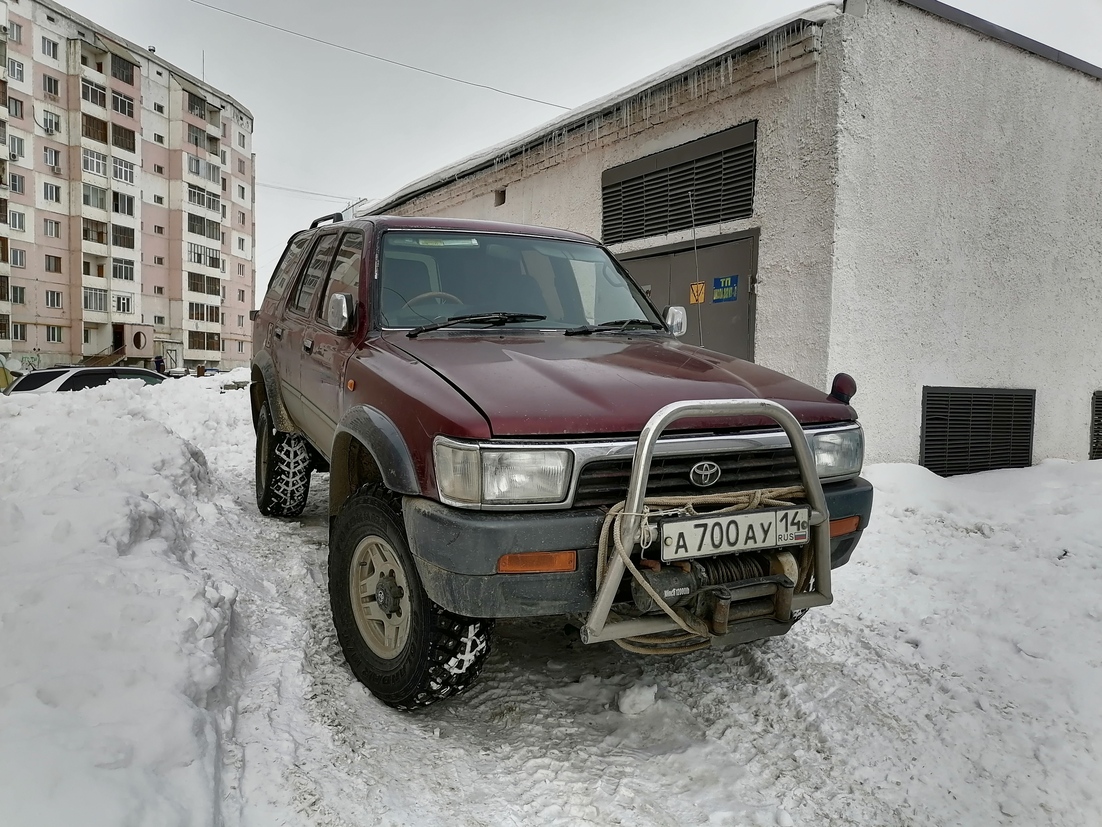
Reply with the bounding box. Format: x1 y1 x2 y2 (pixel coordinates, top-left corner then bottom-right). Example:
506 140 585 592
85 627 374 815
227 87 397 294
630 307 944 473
0 0 255 373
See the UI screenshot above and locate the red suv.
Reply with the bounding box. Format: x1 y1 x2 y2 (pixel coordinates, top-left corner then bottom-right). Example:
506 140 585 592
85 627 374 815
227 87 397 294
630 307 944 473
252 214 872 709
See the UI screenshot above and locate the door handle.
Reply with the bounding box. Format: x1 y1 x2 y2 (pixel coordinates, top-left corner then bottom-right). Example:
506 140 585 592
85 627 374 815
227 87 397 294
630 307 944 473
303 338 314 354
273 326 284 340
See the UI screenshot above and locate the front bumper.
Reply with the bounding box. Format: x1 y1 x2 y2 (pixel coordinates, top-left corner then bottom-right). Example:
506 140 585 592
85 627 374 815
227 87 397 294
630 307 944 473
403 477 873 618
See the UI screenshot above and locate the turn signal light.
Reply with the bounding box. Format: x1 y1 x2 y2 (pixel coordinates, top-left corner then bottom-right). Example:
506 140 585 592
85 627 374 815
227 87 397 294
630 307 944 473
829 516 861 537
497 551 577 574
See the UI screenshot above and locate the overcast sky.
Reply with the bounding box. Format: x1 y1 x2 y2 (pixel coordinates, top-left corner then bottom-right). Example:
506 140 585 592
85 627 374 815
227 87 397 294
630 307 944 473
56 0 1102 293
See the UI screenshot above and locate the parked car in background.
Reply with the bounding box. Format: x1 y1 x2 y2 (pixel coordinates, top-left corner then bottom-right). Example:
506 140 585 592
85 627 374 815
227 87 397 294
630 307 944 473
3 366 165 395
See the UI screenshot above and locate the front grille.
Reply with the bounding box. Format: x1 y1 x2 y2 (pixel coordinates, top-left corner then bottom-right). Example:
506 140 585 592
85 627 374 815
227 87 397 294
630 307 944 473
573 448 801 508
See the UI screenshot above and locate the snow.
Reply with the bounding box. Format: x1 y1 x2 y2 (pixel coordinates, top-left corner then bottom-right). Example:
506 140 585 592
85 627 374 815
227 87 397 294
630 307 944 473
2 374 1101 826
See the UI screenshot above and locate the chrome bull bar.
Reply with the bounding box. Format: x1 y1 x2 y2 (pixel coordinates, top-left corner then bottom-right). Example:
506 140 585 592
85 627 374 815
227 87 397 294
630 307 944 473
580 399 832 645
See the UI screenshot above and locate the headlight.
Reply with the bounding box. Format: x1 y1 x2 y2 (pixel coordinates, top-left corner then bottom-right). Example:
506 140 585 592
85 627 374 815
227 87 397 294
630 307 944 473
808 427 864 478
434 439 573 507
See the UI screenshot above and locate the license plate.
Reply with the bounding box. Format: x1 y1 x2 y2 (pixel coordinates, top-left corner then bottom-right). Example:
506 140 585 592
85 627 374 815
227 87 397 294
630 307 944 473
660 507 810 562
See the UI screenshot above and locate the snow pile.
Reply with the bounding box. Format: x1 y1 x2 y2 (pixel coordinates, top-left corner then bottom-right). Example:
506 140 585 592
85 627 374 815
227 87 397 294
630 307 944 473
0 380 237 827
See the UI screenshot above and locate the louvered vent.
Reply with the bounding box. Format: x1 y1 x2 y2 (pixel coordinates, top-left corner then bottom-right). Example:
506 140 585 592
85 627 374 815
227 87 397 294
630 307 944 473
601 122 756 245
1090 392 1102 460
920 387 1035 476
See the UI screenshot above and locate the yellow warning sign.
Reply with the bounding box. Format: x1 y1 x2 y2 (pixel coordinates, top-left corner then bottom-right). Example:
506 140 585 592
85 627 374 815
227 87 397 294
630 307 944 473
689 281 706 304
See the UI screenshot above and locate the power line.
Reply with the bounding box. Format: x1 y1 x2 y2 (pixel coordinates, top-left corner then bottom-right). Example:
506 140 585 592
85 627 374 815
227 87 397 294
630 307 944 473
187 0 571 111
255 181 360 201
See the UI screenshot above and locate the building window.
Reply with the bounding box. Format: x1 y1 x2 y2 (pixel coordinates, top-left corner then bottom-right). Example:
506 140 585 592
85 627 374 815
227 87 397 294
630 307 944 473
112 157 136 184
9 173 24 194
7 59 24 81
84 328 91 345
153 256 165 265
238 184 246 199
154 134 165 145
238 133 245 149
82 114 108 143
8 210 24 231
188 92 206 118
83 183 108 210
43 182 62 203
83 286 109 312
237 340 245 353
82 218 107 244
42 38 60 60
112 225 135 248
44 146 61 168
42 110 62 133
46 325 63 343
12 286 26 304
112 192 134 216
111 91 134 118
111 124 136 153
237 288 246 302
153 164 165 174
9 23 22 44
188 184 220 211
153 195 165 205
238 158 246 174
44 219 61 237
154 225 165 235
12 322 27 341
187 124 203 147
45 289 63 307
187 243 220 269
154 314 166 325
188 302 220 322
238 210 246 225
81 79 107 107
10 249 26 268
45 256 63 274
83 259 106 277
7 97 23 119
82 148 108 176
112 259 134 281
9 135 24 158
237 263 245 276
154 286 165 295
153 102 165 114
188 330 220 351
601 121 758 245
42 74 60 98
114 293 133 314
237 314 244 327
111 54 135 85
237 237 246 251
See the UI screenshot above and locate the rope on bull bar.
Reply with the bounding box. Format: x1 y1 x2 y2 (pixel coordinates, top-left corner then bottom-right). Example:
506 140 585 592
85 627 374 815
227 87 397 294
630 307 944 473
596 486 806 655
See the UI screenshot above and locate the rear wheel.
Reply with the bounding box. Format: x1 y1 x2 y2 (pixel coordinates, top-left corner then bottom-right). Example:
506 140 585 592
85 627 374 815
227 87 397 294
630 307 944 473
255 402 311 517
329 486 493 710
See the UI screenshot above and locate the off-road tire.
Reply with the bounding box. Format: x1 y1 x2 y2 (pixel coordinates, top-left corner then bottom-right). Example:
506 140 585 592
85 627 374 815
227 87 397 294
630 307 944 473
255 402 311 517
329 486 493 710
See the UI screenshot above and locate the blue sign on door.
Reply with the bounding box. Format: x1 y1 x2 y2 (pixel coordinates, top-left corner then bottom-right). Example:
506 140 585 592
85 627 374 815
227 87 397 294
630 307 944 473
712 275 738 303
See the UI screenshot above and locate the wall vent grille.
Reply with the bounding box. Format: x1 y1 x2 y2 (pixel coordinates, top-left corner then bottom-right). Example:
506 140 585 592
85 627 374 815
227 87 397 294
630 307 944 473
920 386 1035 476
1090 392 1102 461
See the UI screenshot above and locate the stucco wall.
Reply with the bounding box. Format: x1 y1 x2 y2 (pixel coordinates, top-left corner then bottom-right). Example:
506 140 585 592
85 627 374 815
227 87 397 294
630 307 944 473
386 22 844 389
830 0 1102 463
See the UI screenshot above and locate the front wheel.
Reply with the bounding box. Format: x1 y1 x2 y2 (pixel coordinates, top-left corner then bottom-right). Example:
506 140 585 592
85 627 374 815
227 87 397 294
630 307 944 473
329 487 493 710
255 402 311 517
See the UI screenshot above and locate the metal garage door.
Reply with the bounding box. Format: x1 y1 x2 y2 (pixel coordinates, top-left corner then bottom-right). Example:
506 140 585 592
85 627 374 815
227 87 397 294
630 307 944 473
618 233 757 361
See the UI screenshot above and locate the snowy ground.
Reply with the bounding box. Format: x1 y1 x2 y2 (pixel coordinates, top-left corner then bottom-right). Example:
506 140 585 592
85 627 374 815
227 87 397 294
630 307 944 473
1 375 1099 827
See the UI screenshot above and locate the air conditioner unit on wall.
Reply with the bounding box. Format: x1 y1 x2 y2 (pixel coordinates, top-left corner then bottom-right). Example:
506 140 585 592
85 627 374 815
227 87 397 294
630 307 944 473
45 128 55 136
51 166 61 174
8 152 18 162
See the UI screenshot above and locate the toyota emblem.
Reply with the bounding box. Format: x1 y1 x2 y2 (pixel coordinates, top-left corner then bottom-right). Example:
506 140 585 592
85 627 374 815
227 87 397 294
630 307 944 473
689 461 722 488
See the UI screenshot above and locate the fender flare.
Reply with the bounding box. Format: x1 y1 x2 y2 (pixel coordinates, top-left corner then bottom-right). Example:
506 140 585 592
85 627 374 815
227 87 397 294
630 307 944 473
329 405 421 515
250 351 299 434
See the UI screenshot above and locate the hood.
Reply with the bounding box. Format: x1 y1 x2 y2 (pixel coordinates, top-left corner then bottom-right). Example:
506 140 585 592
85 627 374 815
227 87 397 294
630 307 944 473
387 333 855 437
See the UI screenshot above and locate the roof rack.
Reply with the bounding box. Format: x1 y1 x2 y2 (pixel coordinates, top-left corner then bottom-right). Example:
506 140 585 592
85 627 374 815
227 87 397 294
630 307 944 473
310 211 346 229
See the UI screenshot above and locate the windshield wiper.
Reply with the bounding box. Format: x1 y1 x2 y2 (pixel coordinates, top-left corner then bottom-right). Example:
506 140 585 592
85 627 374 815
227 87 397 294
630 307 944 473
407 312 546 338
564 318 665 336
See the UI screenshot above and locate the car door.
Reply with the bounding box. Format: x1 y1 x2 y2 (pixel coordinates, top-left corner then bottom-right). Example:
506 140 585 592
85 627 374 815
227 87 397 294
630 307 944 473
297 229 366 454
279 232 340 431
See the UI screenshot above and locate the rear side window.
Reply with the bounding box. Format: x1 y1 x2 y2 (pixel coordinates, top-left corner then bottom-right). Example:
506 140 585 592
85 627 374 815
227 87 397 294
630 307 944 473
265 233 312 300
290 234 339 315
8 369 66 392
116 370 163 385
58 371 114 392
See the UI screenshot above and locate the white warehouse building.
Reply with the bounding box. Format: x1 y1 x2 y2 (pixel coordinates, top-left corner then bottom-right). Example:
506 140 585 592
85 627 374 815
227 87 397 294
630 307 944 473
356 0 1102 473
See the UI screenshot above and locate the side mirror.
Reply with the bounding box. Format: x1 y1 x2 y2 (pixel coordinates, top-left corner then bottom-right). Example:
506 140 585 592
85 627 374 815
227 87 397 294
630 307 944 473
664 306 687 337
327 293 355 334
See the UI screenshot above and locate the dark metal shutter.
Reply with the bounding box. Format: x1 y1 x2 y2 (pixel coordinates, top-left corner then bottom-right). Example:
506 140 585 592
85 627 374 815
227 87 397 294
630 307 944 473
1090 392 1102 460
920 387 1035 476
602 122 756 245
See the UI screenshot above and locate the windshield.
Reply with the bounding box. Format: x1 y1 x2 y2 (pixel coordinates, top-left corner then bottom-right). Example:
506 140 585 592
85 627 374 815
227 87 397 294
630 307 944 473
377 231 663 331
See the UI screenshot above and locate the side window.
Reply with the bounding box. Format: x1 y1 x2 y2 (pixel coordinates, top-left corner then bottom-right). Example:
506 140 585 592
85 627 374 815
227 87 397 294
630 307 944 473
289 234 338 315
318 231 363 326
58 371 114 392
265 233 312 300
